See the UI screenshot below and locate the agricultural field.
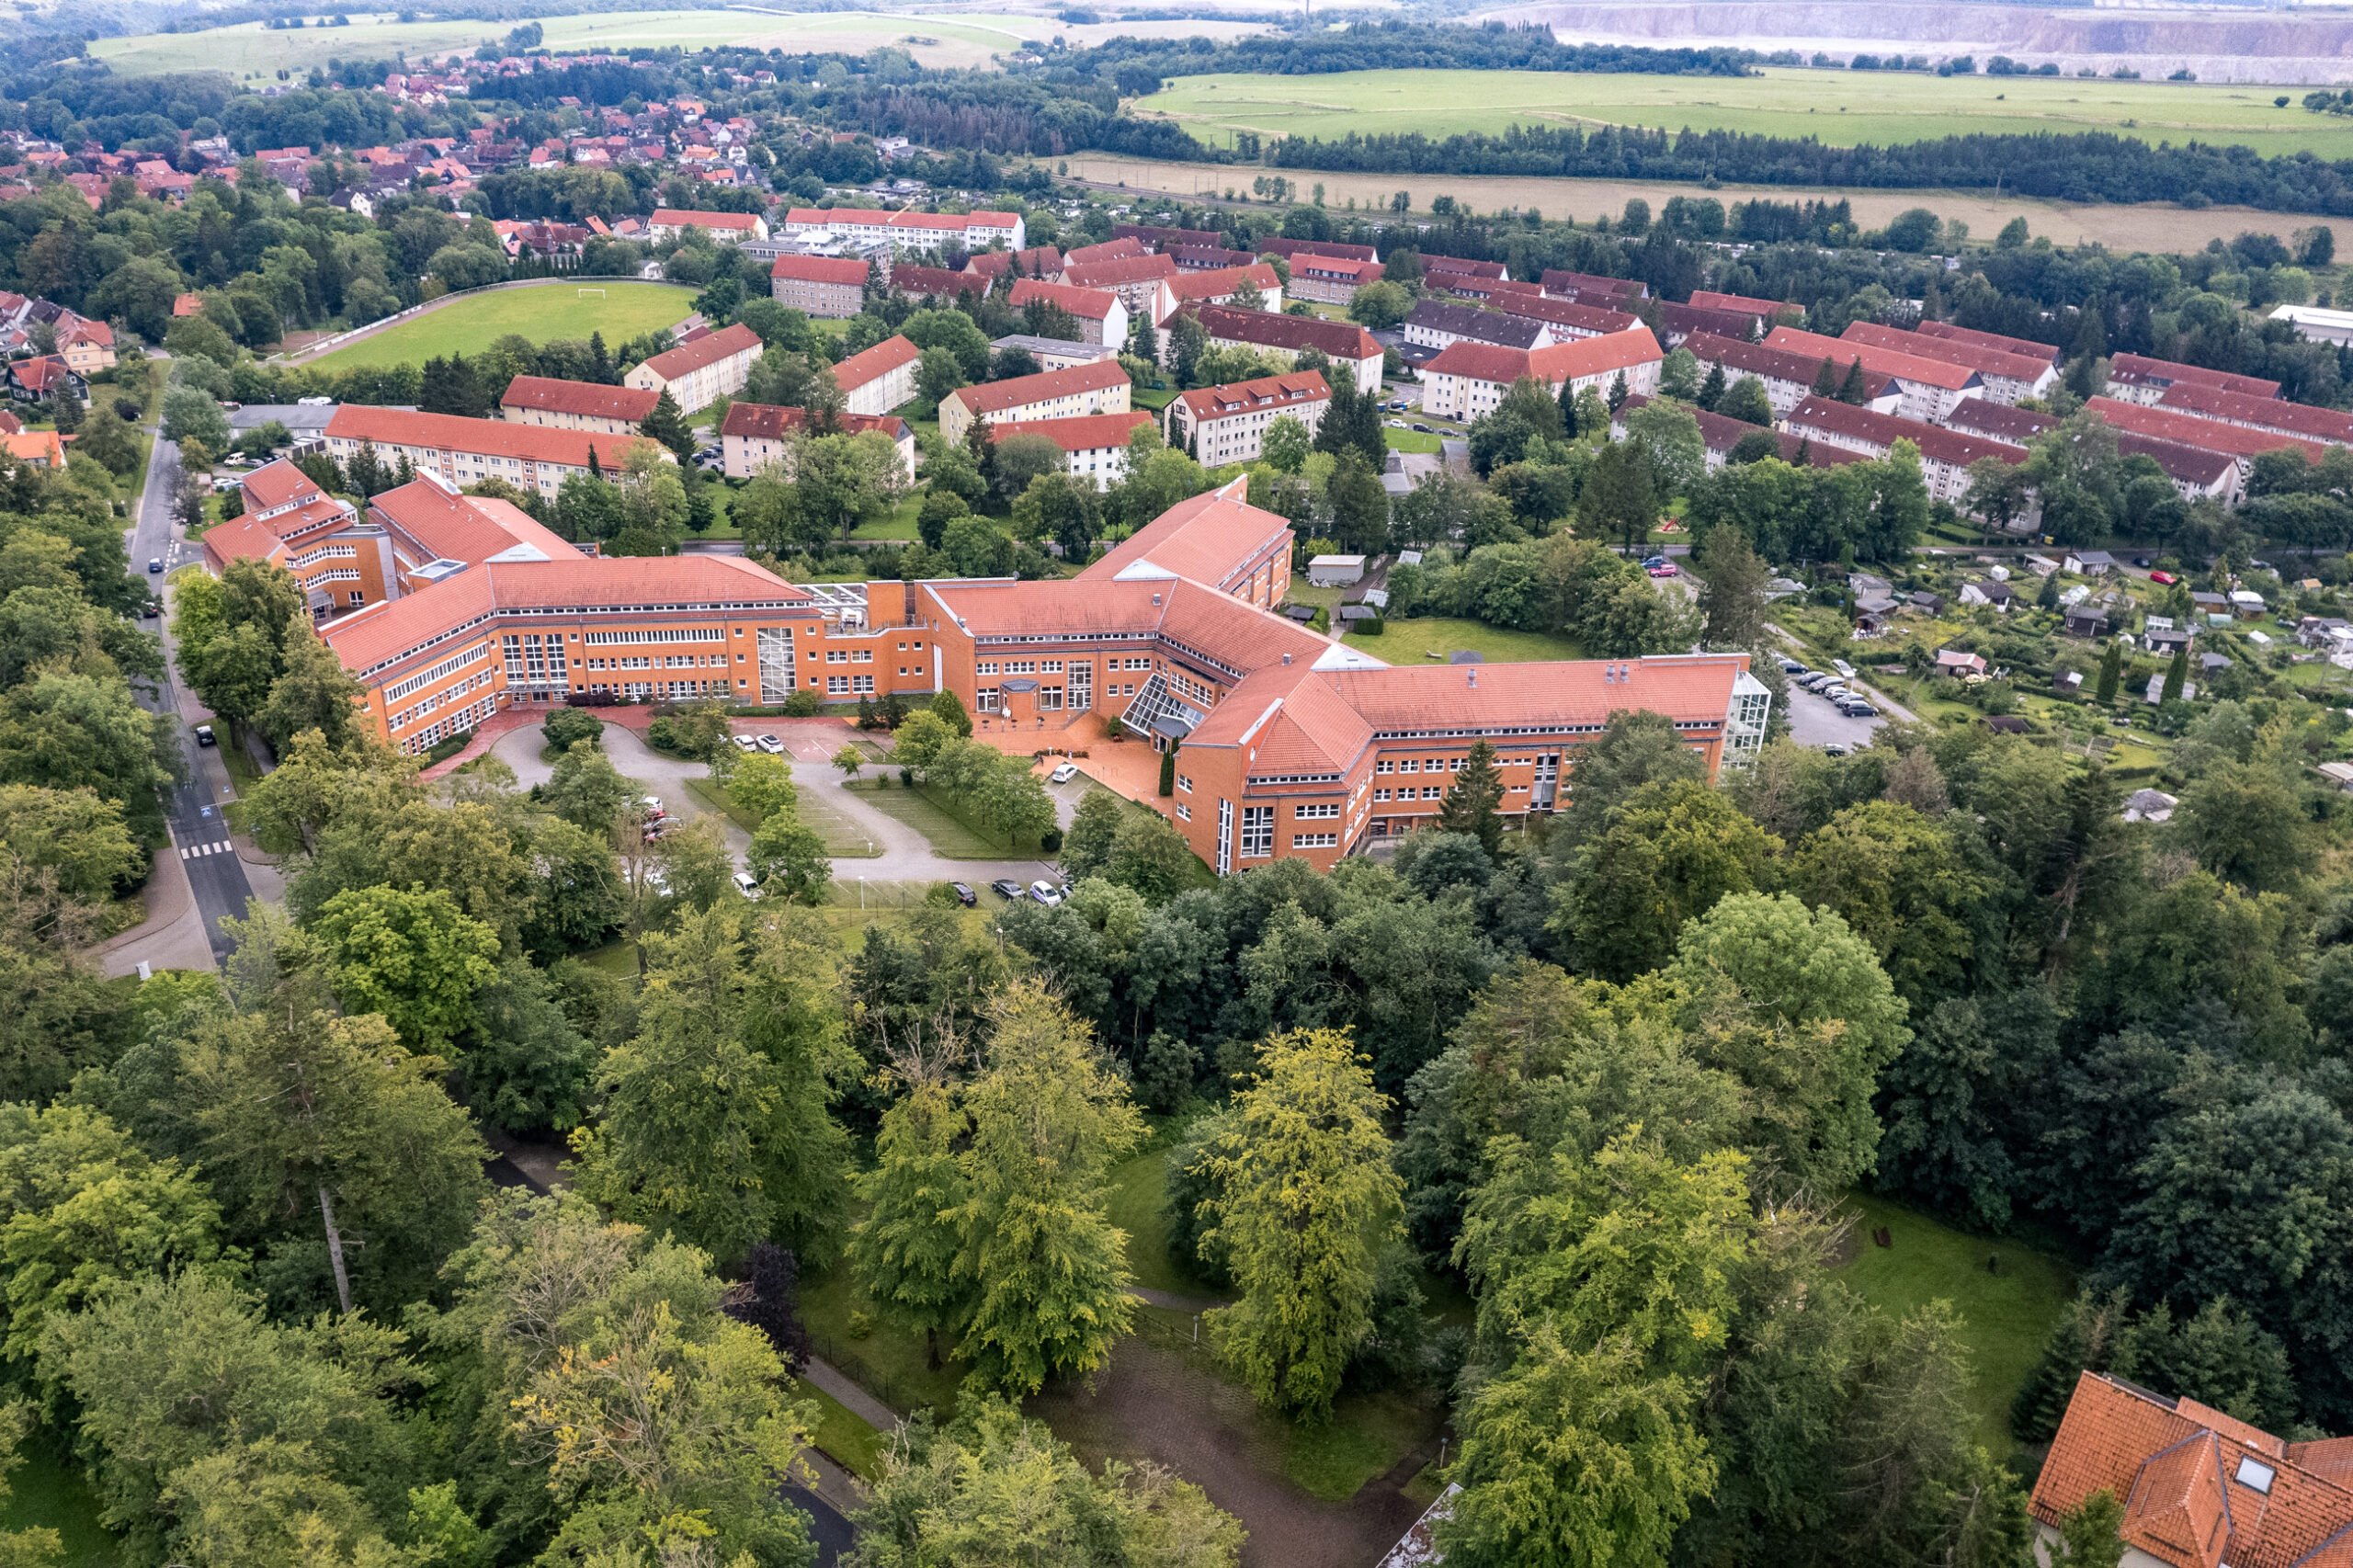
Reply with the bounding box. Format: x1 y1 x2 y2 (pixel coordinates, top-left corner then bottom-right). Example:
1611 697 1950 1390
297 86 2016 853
1137 66 2353 158
87 7 1274 79
303 281 697 371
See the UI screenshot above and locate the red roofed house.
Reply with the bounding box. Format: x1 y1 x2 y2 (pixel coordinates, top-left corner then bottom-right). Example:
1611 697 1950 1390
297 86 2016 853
779 206 1025 255
1158 263 1284 322
645 207 769 244
1282 253 1384 306
1421 327 1664 422
1167 370 1331 467
768 253 870 318
56 316 113 375
1063 236 1147 267
624 321 762 413
6 356 83 403
719 402 916 480
2154 380 2353 449
199 458 377 616
2106 353 2282 406
1765 324 1985 422
831 334 922 417
173 293 204 318
1915 319 2061 364
1423 255 1507 283
500 376 660 436
1009 277 1128 347
1691 289 1793 321
2031 1371 2353 1568
3 428 65 469
1063 252 1181 321
2086 395 2328 470
1782 394 2028 507
1840 320 2060 404
986 410 1156 489
323 406 670 503
1681 332 1902 418
938 358 1132 446
1189 305 1386 396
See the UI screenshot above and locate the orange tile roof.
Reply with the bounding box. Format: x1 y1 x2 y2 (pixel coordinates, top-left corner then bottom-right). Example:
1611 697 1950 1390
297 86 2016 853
199 514 293 571
650 206 760 230
1682 332 1895 400
369 476 579 564
1317 654 1742 735
500 375 659 423
1690 289 1789 317
1063 236 1146 266
2110 353 2280 401
1192 305 1381 365
1081 481 1293 591
637 321 761 383
948 359 1130 418
830 333 920 392
769 253 870 286
1176 369 1331 424
1427 326 1663 388
1063 253 1180 290
1840 321 2057 385
1787 396 2029 469
1496 294 1641 335
2033 1373 2353 1568
241 457 324 512
2156 381 2353 445
1767 325 1982 392
1164 263 1281 304
986 411 1154 451
1916 319 2060 363
325 405 658 469
784 207 1020 233
2086 397 2327 464
1008 277 1120 321
3 428 64 467
718 403 909 442
322 553 808 676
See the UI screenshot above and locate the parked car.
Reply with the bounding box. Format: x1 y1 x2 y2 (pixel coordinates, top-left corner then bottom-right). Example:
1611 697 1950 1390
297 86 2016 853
990 878 1026 901
2133 556 2152 569
641 795 665 820
732 734 759 753
949 881 976 906
2149 571 2178 585
1411 423 1432 434
147 558 163 574
731 871 762 901
756 734 785 755
1642 555 1668 569
1823 744 1850 757
1779 659 1808 675
194 723 215 747
1839 699 1879 718
1647 562 1678 578
1050 761 1078 783
1029 881 1065 906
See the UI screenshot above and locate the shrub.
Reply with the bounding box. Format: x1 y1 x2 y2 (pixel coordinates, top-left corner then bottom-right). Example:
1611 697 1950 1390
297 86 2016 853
783 688 823 717
425 729 474 763
1040 826 1063 854
542 708 605 753
1104 716 1127 739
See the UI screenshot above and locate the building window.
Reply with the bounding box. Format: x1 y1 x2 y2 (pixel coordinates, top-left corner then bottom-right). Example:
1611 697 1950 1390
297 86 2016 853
1239 806 1273 858
1376 760 1392 774
1176 775 1192 793
1176 802 1191 822
1422 785 1443 800
1398 759 1419 773
827 675 850 695
1292 833 1337 849
1374 789 1391 802
1295 803 1339 820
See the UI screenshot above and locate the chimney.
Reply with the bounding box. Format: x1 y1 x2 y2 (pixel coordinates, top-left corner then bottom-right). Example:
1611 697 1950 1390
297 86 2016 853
1468 669 1477 687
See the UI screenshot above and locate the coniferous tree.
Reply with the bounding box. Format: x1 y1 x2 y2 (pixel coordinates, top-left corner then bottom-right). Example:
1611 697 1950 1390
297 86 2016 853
1812 358 1840 397
589 330 613 382
1608 369 1630 411
2162 644 2188 703
850 1076 968 1369
1837 358 1870 403
2096 639 2123 704
1437 739 1506 856
639 387 696 460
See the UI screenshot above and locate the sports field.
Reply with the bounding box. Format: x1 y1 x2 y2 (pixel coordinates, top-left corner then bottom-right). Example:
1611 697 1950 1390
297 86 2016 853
304 281 696 371
1139 66 2353 158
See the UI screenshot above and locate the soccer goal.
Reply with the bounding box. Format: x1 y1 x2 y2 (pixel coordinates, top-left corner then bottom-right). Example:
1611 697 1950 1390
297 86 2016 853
578 288 606 299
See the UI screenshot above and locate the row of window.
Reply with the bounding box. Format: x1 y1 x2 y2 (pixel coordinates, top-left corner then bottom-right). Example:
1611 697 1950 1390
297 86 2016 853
1376 787 1447 801
825 649 875 664
825 674 878 695
386 642 492 702
399 692 498 755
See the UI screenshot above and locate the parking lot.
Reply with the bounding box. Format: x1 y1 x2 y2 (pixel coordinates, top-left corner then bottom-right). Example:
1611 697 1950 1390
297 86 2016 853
1777 660 1895 751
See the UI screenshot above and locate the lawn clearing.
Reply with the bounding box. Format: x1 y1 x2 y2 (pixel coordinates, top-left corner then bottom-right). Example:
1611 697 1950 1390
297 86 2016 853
1139 66 2353 158
1107 1147 1227 1301
688 776 882 858
852 491 923 541
792 1376 887 1482
845 778 1047 858
307 282 698 372
799 1263 967 1419
0 1442 117 1568
1383 426 1442 454
1355 615 1585 665
1838 1190 2075 1456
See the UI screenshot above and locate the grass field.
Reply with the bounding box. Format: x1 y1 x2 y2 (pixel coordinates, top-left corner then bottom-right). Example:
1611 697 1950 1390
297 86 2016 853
1355 615 1586 665
846 778 1044 858
1840 1191 2075 1456
0 1444 115 1568
792 1376 886 1483
1384 426 1443 454
306 282 697 372
1140 66 2353 159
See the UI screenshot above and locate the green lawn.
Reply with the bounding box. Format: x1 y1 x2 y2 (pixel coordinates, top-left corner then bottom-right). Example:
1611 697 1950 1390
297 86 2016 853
1384 426 1442 454
800 1264 968 1420
0 1444 116 1568
851 491 923 541
688 775 883 859
846 778 1046 858
1356 615 1585 665
309 282 699 372
792 1376 888 1482
1131 386 1180 412
1106 1147 1224 1301
1139 65 2353 158
1840 1191 2075 1456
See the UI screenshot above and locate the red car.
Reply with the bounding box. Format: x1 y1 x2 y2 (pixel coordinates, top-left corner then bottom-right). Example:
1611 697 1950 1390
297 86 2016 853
1646 562 1679 578
2148 570 2178 585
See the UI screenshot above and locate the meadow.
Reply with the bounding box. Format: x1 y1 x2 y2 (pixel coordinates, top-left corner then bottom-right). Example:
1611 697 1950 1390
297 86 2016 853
302 280 697 371
87 7 1270 79
1139 66 2353 159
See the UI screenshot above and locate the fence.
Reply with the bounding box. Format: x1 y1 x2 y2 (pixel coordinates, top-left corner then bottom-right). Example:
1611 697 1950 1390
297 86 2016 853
807 1332 922 1416
267 275 699 365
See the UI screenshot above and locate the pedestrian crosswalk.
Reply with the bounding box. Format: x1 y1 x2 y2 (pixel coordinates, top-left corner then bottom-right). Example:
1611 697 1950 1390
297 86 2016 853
179 840 234 858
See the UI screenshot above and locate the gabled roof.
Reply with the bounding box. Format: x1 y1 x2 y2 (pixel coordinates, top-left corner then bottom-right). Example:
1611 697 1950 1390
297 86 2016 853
986 411 1154 452
948 359 1130 418
241 457 322 512
1406 299 1547 350
500 375 660 423
1766 325 1982 392
2156 381 2353 445
1840 320 2058 386
718 403 910 443
1690 289 1790 318
369 475 579 564
1915 319 2061 364
1063 236 1146 266
636 321 761 382
1163 264 1281 306
769 254 870 286
324 405 655 468
1176 369 1331 424
1063 253 1180 290
1500 294 1640 335
2109 353 2281 401
1682 331 1894 399
1427 326 1663 388
1192 305 1381 364
830 333 921 392
784 206 1019 233
2086 396 2327 464
1009 277 1120 321
1786 395 2028 468
1081 478 1292 591
649 206 760 229
1423 255 1506 281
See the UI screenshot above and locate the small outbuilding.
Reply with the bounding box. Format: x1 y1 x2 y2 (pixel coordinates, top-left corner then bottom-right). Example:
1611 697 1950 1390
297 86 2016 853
1308 553 1366 587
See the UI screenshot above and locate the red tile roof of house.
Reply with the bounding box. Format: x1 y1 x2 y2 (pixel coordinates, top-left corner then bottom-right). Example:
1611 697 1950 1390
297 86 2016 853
1192 306 1381 365
783 207 1020 233
1682 331 1896 400
1541 268 1644 301
240 457 322 513
1289 255 1382 282
2032 1373 2353 1568
1063 253 1180 290
1786 396 2029 468
1081 480 1293 591
963 244 1062 278
1616 393 1866 469
889 264 984 298
1063 236 1146 267
1009 277 1120 321
1319 653 1743 736
1767 325 1982 392
1915 319 2061 364
1259 236 1380 265
173 292 203 317
1423 255 1506 281
1426 326 1663 388
1690 289 1791 318
1496 293 1641 336
1945 400 2238 489
2155 381 2353 445
2086 396 2326 464
718 403 910 442
650 207 761 230
1176 369 1331 424
5 427 65 467
1164 264 1281 307
947 358 1131 418
828 333 921 392
985 410 1155 451
324 405 655 468
769 254 870 287
500 376 660 423
201 514 294 572
1941 400 2061 444
1841 320 2057 385
2109 353 2281 401
369 476 579 563
636 321 760 383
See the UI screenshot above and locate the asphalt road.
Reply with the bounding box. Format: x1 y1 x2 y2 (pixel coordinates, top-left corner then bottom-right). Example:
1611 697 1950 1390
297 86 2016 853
1781 681 1890 750
129 424 255 965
